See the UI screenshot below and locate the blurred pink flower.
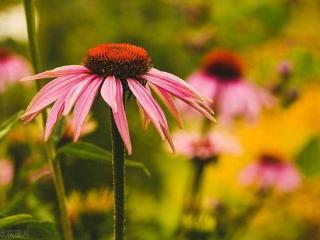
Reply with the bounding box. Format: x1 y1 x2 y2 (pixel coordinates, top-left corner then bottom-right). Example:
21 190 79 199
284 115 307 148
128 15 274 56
0 47 31 92
277 60 292 77
239 153 301 192
20 43 215 154
0 159 14 187
185 49 274 124
173 131 242 160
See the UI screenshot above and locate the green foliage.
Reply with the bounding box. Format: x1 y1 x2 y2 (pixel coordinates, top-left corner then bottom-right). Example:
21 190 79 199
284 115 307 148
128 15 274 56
20 221 60 240
58 141 151 176
295 136 320 177
0 215 59 239
0 110 23 142
0 214 32 229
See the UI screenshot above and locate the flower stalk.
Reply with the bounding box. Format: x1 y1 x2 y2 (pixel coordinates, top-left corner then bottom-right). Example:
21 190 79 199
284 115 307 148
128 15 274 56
110 109 126 240
190 158 205 204
23 0 41 88
23 1 73 240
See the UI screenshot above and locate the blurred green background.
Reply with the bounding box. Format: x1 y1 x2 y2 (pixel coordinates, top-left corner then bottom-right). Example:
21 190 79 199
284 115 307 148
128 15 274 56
0 0 320 239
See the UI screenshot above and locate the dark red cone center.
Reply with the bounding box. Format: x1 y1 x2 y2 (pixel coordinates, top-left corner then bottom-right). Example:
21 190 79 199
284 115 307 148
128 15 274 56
260 153 284 166
84 43 152 79
202 49 243 81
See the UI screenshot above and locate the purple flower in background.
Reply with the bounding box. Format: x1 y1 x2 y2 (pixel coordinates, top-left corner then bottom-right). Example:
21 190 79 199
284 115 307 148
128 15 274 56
172 131 242 160
0 47 31 92
239 153 301 192
0 159 14 187
277 60 292 77
185 49 274 124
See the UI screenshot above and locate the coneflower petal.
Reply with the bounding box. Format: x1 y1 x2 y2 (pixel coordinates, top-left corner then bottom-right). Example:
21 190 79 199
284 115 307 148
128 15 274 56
144 74 199 101
111 79 132 154
101 76 118 112
127 79 165 140
21 74 90 119
185 99 216 122
22 112 39 124
64 76 95 115
149 84 183 128
44 94 66 141
128 79 174 151
146 76 215 121
146 68 210 102
137 85 151 129
137 102 151 130
21 65 90 81
73 77 103 141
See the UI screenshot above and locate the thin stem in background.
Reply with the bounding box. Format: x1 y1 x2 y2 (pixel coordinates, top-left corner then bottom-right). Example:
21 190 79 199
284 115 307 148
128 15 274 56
110 109 125 240
190 159 205 209
23 1 73 239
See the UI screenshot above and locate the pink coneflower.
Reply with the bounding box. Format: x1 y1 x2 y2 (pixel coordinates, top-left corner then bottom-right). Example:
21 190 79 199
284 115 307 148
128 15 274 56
173 131 241 160
186 49 274 123
277 60 292 78
239 153 301 192
0 159 14 187
20 43 215 154
0 47 31 92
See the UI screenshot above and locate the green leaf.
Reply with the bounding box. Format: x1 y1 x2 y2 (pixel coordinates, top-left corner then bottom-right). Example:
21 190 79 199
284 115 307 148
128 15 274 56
20 221 60 240
295 136 320 177
57 141 150 176
0 214 32 229
0 110 24 141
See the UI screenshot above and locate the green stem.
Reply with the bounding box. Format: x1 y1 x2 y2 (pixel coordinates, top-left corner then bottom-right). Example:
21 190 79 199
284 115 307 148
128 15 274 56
23 1 73 239
110 109 125 240
191 159 205 198
23 0 42 89
46 142 74 240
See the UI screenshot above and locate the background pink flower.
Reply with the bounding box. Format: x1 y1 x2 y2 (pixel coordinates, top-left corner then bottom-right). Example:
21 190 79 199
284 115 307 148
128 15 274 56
0 159 14 187
0 47 31 92
184 49 274 124
239 153 301 192
173 131 242 160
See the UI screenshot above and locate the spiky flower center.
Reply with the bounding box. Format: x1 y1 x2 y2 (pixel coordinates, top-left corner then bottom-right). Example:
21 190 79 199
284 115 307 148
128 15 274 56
84 43 152 80
202 49 243 81
260 153 283 165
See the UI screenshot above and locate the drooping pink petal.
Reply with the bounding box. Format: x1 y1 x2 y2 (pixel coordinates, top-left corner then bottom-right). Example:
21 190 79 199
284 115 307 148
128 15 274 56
111 79 132 154
137 100 151 129
186 71 219 100
73 77 103 141
138 84 152 129
63 76 95 115
149 84 183 128
183 98 216 122
21 65 90 81
146 68 209 102
22 112 39 124
21 74 90 120
44 94 66 141
144 75 215 121
145 74 201 102
101 76 118 112
127 79 164 140
128 79 175 151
